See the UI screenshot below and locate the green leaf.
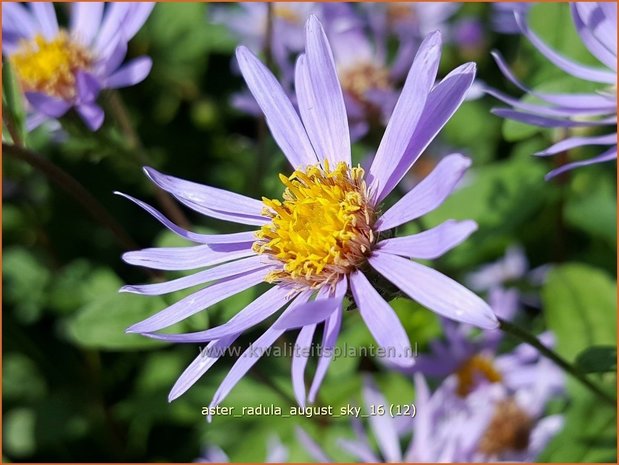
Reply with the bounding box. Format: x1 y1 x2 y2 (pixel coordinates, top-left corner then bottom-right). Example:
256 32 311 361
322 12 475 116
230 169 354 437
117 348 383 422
540 389 617 462
565 171 617 247
4 409 36 458
2 59 26 144
542 263 617 361
4 247 51 324
575 346 617 374
64 291 169 350
422 154 547 267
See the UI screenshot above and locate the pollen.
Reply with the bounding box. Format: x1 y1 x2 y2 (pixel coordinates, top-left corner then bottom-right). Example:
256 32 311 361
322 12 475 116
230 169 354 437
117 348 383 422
254 161 376 289
10 31 93 100
455 354 503 397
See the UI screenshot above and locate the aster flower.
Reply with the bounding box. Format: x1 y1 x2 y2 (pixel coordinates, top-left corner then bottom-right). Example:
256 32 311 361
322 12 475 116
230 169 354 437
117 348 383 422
120 17 497 409
438 376 564 462
411 287 564 401
2 2 154 131
196 436 287 463
488 2 617 179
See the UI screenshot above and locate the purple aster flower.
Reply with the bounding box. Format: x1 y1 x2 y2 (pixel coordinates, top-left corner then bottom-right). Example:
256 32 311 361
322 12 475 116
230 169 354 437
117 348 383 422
2 2 154 131
491 3 531 34
120 17 496 409
196 436 287 463
488 3 617 179
437 375 564 462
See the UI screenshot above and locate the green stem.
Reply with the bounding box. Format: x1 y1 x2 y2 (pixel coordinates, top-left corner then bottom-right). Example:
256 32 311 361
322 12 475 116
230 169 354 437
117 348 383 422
3 142 138 252
499 317 616 406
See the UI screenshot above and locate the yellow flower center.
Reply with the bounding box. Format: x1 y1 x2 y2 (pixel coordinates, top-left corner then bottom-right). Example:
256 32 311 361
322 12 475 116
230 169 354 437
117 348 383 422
273 5 301 24
254 162 376 289
455 354 503 397
10 31 92 100
478 397 533 457
340 63 391 105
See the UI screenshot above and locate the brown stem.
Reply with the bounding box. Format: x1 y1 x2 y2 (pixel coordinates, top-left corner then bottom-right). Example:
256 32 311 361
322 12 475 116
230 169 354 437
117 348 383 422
3 142 138 252
105 91 191 230
2 104 23 146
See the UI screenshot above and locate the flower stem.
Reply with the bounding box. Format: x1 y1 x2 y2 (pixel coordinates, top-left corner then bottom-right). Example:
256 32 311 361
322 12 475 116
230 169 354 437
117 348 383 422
3 142 139 252
105 90 191 230
498 317 616 406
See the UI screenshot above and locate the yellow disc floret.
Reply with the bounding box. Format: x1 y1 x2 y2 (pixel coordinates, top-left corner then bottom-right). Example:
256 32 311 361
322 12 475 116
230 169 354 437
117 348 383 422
254 161 376 289
10 31 92 100
455 354 503 397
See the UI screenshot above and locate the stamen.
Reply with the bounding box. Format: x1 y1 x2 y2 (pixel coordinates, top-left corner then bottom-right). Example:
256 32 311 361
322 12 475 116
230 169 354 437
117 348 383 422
254 161 376 289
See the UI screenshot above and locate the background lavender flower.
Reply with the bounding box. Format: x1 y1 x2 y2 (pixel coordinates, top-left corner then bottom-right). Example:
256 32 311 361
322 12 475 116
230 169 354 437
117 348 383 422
3 2 154 131
488 2 617 179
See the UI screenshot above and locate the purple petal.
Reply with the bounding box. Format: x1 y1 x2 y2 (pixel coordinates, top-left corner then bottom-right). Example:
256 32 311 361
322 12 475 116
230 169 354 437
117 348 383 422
273 278 346 330
305 16 350 166
94 3 131 53
122 242 255 271
143 167 268 226
96 35 127 76
369 252 498 329
105 57 152 88
25 92 71 118
492 108 615 128
536 133 617 156
378 62 476 201
120 255 268 296
308 298 344 403
574 3 616 56
2 3 37 41
236 46 317 169
141 285 294 343
377 220 478 260
485 86 612 118
70 2 104 45
76 102 105 131
545 146 617 180
76 71 101 103
30 3 58 40
490 51 615 110
350 271 414 368
295 54 333 164
515 13 615 84
292 323 317 409
121 3 155 41
168 334 240 401
337 438 380 463
363 376 402 462
368 31 442 203
126 267 269 333
295 427 331 463
376 154 471 231
571 4 616 71
209 291 311 408
115 192 257 245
